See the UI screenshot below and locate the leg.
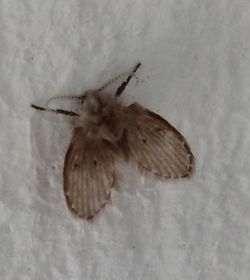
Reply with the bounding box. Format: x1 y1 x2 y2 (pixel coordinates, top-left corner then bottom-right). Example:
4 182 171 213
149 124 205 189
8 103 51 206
115 62 142 97
31 104 79 117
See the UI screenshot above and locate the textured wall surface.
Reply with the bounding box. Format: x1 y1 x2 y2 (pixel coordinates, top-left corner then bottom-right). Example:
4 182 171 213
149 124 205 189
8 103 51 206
1 1 250 279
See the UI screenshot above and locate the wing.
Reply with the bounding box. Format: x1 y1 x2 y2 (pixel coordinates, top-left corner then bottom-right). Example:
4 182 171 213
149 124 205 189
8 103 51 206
63 127 119 219
126 103 194 179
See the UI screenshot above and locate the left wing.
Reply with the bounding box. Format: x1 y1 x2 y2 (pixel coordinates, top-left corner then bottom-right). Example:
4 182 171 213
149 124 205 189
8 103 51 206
63 127 119 219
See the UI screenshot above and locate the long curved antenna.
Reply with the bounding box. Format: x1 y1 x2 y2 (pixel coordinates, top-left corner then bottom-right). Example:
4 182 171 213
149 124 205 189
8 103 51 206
31 63 141 115
115 62 142 97
31 104 79 116
45 94 85 107
97 72 138 92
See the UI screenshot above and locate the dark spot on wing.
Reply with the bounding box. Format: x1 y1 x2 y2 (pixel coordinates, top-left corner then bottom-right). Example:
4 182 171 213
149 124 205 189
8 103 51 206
73 163 80 169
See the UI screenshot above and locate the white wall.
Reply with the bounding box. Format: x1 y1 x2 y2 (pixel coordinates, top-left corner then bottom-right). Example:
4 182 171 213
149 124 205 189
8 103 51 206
1 1 250 279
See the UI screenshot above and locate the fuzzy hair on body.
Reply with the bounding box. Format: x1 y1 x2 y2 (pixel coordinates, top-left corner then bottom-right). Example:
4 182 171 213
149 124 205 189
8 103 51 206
31 63 194 220
76 91 127 143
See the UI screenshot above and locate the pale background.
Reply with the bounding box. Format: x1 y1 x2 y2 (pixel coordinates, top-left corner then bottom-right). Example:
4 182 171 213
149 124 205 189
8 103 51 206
1 1 250 279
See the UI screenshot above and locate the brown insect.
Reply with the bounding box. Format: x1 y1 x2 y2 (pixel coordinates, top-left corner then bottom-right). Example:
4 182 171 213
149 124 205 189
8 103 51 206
31 63 194 220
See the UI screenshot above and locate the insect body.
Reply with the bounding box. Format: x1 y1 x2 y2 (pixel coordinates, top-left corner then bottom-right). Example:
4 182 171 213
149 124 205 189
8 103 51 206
31 63 194 219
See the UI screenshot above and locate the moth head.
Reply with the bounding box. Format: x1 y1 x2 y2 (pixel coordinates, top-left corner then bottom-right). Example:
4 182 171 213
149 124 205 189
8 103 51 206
81 90 103 113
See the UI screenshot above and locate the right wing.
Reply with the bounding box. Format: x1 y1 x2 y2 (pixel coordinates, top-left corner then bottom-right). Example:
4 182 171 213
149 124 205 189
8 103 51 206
63 127 119 219
126 103 194 179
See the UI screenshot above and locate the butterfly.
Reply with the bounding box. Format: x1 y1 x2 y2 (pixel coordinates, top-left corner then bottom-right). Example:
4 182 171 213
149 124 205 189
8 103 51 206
31 63 194 220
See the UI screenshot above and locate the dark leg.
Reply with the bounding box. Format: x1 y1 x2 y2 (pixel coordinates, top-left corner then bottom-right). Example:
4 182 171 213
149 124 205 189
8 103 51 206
31 104 79 117
115 62 142 97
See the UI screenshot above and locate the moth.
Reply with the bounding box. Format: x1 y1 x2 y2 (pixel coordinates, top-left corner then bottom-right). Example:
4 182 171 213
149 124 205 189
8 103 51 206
31 63 194 220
